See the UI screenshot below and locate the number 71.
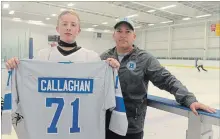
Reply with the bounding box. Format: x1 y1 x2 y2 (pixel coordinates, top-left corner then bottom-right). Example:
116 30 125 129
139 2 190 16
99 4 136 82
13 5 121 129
46 98 80 133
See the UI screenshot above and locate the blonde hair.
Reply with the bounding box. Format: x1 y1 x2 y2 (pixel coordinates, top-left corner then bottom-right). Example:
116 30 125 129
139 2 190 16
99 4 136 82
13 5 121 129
57 10 80 26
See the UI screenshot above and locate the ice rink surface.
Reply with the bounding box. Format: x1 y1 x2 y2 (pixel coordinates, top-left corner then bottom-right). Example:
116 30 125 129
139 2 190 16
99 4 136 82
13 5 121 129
1 66 219 139
145 66 219 139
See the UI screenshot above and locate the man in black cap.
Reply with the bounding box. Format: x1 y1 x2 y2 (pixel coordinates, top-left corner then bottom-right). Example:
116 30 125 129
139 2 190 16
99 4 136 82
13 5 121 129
101 18 216 139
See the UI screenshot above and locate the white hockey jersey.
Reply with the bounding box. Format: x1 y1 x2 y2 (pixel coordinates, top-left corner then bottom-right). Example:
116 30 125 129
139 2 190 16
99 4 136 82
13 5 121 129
2 59 128 139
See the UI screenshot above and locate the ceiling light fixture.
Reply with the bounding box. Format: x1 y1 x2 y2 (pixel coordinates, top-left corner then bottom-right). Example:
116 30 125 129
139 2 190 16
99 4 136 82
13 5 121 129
160 5 176 10
67 3 74 7
148 24 155 26
196 14 211 18
132 2 147 7
182 17 191 20
86 28 95 32
28 20 45 26
160 21 173 24
3 3 9 9
126 14 138 18
104 30 110 32
102 22 108 25
147 10 156 13
60 8 66 12
12 18 21 21
9 10 15 15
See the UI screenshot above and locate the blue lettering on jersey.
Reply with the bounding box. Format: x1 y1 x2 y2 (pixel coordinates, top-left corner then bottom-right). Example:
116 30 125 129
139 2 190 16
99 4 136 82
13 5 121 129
38 78 93 94
46 97 80 134
46 98 64 133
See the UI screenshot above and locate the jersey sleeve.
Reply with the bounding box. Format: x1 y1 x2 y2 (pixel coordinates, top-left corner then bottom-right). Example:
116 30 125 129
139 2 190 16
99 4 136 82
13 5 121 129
11 67 30 139
104 65 116 110
11 69 20 114
87 50 101 62
108 69 128 136
1 70 13 135
34 48 51 60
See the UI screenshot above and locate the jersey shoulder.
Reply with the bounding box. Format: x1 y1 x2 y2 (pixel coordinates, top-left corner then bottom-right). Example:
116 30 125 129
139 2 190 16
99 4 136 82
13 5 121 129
35 47 56 60
80 48 101 61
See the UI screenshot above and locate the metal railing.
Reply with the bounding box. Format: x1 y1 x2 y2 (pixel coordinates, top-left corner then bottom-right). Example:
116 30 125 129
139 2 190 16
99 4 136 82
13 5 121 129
147 95 220 139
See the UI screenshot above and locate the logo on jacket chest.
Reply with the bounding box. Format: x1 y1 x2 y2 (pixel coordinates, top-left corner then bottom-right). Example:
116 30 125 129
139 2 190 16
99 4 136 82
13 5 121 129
126 61 136 70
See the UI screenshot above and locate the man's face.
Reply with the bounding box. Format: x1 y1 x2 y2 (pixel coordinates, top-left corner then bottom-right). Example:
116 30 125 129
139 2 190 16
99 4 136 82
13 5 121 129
113 23 136 49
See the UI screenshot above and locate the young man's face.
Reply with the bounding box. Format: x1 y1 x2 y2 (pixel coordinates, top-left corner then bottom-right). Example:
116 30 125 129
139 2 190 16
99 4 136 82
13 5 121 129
56 13 81 43
113 23 136 49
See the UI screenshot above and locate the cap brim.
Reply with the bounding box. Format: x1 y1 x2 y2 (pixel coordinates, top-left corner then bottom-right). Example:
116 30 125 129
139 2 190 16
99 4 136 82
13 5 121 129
114 21 134 30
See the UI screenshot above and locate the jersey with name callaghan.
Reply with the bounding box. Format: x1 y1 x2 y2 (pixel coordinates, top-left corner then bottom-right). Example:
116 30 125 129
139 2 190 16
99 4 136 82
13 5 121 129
11 59 118 139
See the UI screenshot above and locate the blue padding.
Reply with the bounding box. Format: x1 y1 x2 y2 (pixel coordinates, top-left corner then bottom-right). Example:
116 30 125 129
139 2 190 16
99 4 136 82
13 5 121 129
29 38 33 59
147 95 220 119
58 62 73 64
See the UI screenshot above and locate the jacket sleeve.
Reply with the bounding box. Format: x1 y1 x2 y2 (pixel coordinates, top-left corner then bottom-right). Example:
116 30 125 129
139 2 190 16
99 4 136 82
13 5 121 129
144 56 198 107
100 52 110 60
